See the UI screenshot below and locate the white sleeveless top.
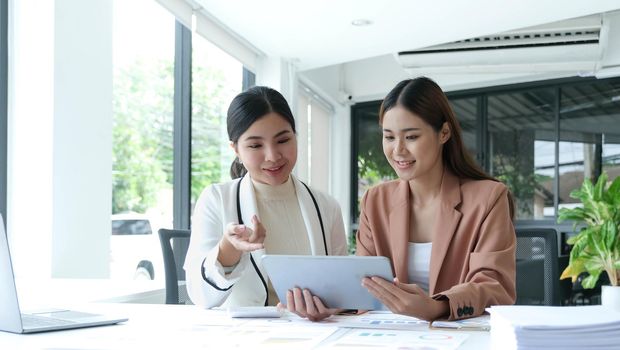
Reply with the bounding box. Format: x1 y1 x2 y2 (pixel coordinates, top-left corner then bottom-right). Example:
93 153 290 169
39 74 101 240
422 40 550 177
407 242 432 293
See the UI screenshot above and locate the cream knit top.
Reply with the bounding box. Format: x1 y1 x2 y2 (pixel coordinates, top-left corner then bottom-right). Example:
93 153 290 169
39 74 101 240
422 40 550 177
252 176 310 305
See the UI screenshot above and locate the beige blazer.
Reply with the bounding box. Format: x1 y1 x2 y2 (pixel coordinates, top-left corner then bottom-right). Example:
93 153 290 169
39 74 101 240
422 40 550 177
356 170 516 320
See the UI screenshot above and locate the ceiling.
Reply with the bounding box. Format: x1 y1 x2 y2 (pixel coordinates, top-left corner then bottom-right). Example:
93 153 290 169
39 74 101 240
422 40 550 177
195 0 620 71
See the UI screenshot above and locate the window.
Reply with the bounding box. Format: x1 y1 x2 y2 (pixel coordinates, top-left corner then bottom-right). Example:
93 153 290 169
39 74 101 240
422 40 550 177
112 0 175 281
559 81 620 210
350 77 620 225
190 35 243 208
451 97 479 162
351 102 397 221
111 219 153 236
488 89 556 220
297 90 333 192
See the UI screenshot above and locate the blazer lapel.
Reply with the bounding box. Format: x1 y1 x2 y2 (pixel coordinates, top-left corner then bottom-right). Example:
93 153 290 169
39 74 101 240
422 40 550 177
292 175 324 255
239 175 268 277
239 175 259 230
388 180 411 282
429 170 462 294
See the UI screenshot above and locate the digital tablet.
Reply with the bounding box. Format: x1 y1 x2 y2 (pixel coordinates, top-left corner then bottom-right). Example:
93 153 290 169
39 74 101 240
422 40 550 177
261 255 394 310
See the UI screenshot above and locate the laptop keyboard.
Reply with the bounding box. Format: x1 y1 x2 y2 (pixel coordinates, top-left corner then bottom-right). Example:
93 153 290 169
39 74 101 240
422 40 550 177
21 314 76 328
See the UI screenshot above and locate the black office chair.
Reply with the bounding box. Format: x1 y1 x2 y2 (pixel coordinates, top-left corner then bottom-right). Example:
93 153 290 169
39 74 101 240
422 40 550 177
515 227 571 306
158 228 191 305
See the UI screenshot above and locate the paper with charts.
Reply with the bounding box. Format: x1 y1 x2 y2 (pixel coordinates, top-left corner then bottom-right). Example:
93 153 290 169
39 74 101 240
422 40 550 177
246 310 430 330
322 328 469 350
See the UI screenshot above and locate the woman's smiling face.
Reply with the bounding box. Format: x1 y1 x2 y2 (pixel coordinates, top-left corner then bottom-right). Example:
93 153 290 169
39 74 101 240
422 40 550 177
382 106 449 181
233 112 297 185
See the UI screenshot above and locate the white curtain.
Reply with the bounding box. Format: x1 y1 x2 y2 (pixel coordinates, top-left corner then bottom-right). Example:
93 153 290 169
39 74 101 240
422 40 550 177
296 90 332 193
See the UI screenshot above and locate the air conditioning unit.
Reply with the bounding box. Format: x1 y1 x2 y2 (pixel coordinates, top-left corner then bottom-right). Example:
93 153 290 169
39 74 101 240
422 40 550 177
396 15 604 75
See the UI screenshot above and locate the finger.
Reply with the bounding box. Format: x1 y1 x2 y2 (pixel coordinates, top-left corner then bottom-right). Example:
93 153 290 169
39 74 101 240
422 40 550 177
226 223 247 240
276 302 286 313
303 289 318 317
312 295 336 315
232 241 264 252
393 279 425 295
250 216 266 243
247 227 261 244
286 290 295 313
364 276 412 312
371 276 406 298
362 277 400 310
292 287 307 316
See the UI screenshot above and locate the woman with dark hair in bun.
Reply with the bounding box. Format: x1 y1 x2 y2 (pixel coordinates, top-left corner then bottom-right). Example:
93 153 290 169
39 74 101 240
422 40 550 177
185 86 347 321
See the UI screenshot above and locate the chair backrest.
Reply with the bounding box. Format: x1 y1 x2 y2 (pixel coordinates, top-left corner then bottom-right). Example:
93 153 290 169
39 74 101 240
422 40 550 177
158 228 191 305
515 227 569 306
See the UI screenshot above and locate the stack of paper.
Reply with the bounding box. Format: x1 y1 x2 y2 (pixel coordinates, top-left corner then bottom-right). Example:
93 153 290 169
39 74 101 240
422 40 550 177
489 305 620 350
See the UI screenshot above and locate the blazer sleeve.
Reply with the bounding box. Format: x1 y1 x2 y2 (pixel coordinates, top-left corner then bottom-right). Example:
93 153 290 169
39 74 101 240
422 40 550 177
355 190 377 256
434 185 516 320
183 184 251 308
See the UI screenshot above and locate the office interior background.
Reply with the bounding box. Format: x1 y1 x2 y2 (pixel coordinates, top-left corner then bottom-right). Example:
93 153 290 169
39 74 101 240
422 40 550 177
1 0 620 301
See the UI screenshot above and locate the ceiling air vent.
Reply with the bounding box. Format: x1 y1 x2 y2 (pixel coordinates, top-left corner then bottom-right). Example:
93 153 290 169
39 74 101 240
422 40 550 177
396 15 603 74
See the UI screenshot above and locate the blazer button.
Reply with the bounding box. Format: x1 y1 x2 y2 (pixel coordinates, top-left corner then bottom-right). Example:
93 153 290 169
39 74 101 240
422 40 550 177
457 307 463 317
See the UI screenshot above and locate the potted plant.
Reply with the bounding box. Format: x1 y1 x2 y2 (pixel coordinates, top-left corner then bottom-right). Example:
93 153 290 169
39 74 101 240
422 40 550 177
558 172 620 309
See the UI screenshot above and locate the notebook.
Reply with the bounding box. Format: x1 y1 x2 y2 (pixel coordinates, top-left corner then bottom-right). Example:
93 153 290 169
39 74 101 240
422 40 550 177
0 214 128 334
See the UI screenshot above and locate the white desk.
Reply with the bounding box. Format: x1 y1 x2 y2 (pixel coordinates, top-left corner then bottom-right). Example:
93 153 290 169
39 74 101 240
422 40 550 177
0 303 489 349
15 278 167 307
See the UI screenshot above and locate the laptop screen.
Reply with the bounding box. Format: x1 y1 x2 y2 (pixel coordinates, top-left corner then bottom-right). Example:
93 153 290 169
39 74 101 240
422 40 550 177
0 215 26 333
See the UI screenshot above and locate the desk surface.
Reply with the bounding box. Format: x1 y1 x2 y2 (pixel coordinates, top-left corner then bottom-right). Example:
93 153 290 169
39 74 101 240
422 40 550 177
0 303 489 349
15 278 166 307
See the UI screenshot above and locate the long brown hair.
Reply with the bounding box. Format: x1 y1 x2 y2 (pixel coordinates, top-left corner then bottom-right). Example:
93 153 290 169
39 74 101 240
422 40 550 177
379 77 515 219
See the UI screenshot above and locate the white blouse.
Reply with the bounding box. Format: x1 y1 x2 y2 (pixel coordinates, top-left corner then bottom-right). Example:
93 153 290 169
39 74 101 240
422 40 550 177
407 242 432 293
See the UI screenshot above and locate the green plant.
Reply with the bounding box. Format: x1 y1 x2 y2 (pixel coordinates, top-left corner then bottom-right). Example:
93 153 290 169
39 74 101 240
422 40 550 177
558 172 620 288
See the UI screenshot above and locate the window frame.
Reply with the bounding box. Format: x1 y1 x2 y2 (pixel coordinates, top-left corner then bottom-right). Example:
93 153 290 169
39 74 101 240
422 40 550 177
350 76 620 227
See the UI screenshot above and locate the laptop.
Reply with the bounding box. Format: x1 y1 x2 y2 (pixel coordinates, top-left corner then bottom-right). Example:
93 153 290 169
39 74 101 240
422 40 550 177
0 214 128 333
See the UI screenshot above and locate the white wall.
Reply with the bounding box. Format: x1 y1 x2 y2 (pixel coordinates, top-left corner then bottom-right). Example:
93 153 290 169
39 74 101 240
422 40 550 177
52 0 112 278
8 0 54 279
9 0 112 278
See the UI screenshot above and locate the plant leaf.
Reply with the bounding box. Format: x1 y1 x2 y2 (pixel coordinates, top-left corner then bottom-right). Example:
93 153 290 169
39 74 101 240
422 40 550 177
607 176 620 206
603 221 617 255
593 172 608 201
584 258 604 273
582 271 600 289
558 207 587 224
560 262 585 282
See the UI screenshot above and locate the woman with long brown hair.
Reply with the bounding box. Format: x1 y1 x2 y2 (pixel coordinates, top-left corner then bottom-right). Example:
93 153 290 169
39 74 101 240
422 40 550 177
358 77 516 321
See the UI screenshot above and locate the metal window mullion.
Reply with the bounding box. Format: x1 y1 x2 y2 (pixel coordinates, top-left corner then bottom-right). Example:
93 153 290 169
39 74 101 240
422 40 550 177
0 0 7 228
350 105 359 227
477 95 489 171
242 67 255 91
554 87 560 221
173 21 191 231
